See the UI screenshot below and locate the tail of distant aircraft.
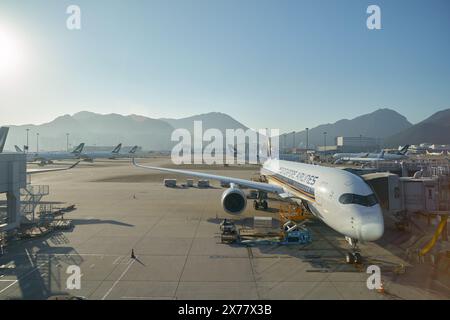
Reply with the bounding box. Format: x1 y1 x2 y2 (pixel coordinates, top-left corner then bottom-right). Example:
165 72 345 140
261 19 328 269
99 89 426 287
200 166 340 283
112 143 122 154
398 145 410 155
0 127 9 153
14 145 23 153
129 145 138 154
72 143 85 154
378 150 385 159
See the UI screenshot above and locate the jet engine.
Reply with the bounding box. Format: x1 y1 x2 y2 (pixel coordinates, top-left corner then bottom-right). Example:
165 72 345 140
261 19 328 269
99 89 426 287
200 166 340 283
221 187 247 214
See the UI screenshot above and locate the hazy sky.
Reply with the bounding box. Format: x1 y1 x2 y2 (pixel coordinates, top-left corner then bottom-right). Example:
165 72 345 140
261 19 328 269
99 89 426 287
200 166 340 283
0 0 449 132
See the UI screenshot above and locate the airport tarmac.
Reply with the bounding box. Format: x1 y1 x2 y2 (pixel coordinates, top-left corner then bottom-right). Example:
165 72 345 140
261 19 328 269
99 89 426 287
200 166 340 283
0 158 449 300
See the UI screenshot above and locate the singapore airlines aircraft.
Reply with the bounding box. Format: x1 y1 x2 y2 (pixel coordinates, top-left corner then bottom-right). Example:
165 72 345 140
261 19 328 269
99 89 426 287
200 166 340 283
132 147 384 264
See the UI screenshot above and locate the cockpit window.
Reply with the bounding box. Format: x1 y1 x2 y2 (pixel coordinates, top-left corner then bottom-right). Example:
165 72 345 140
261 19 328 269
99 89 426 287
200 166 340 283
339 193 378 207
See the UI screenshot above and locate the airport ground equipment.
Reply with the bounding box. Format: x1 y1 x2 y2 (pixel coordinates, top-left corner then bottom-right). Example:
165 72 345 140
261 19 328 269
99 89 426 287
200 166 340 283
220 181 230 188
220 219 238 243
419 214 448 256
186 179 194 187
164 179 177 187
198 180 210 188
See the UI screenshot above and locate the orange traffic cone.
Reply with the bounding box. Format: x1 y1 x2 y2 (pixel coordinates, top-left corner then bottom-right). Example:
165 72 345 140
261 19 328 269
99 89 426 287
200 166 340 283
377 281 385 294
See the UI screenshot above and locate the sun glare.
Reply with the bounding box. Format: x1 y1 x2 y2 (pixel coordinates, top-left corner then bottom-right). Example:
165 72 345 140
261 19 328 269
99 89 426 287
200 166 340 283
0 26 24 78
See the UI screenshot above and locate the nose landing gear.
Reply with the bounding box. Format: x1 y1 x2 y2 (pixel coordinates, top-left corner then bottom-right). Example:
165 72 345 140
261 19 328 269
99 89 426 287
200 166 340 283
345 237 363 264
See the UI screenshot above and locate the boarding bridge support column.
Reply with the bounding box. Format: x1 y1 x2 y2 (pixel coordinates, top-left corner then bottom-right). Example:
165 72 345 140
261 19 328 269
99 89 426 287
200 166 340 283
6 189 20 229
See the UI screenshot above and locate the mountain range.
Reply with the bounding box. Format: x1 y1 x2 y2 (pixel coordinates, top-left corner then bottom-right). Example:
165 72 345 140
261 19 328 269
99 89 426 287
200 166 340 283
384 109 450 146
2 108 449 151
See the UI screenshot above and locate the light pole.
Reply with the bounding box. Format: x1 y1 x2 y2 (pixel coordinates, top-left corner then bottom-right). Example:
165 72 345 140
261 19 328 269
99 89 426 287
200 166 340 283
323 132 327 153
292 131 296 150
306 128 309 150
66 133 70 152
26 128 30 153
36 133 39 153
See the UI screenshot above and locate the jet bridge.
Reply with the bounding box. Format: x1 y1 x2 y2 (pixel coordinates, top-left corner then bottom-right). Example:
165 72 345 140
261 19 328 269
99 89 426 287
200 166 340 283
362 171 450 258
0 153 27 231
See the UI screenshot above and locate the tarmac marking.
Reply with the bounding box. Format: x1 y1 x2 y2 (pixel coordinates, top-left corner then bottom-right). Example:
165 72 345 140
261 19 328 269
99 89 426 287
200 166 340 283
101 259 135 300
0 280 18 294
0 260 48 295
120 296 175 300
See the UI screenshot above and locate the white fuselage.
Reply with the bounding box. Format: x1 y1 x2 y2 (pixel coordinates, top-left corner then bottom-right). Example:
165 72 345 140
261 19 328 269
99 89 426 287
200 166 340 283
334 152 407 161
261 159 384 242
27 151 80 162
80 151 119 160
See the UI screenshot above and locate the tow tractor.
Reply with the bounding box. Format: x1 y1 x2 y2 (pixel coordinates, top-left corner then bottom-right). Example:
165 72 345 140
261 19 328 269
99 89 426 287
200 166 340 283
220 219 238 243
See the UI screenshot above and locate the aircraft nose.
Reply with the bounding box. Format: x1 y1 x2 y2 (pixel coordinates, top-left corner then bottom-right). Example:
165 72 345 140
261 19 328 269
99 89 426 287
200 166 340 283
360 222 384 241
358 206 384 241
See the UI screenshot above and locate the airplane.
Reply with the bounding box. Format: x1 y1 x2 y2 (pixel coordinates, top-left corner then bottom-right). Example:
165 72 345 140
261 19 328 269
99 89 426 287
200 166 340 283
19 143 85 165
333 145 410 163
426 150 446 156
80 143 122 162
116 145 139 158
335 151 387 164
132 140 384 264
0 127 10 153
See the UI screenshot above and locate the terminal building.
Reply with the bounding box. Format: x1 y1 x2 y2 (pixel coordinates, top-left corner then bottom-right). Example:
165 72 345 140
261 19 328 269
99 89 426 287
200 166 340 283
335 136 381 153
315 136 381 154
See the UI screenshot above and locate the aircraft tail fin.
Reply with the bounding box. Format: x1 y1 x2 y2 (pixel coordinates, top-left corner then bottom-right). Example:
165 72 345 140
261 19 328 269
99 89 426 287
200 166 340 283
72 143 85 154
14 145 23 153
129 145 138 154
398 144 410 155
112 143 122 154
378 150 385 159
0 127 9 153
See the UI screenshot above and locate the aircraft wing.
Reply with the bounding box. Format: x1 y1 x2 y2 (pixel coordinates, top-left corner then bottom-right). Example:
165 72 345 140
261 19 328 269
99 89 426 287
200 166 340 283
27 161 80 174
132 159 284 194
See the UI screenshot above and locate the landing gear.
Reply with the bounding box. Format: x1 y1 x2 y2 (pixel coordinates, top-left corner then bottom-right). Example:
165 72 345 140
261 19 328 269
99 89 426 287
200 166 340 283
253 192 268 210
345 237 363 264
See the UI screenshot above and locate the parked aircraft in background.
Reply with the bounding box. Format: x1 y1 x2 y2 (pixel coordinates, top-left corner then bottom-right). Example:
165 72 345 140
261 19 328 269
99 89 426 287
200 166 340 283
0 127 9 153
80 143 122 162
116 145 139 158
333 145 410 164
15 143 85 165
426 150 446 156
132 138 384 264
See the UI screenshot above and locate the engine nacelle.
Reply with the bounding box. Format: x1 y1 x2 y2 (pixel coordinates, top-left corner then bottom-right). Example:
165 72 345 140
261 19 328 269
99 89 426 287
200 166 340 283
221 187 247 215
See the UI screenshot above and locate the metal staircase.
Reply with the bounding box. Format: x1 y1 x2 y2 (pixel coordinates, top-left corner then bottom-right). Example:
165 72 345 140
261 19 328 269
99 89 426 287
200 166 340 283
20 185 50 222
